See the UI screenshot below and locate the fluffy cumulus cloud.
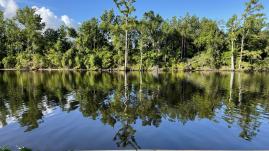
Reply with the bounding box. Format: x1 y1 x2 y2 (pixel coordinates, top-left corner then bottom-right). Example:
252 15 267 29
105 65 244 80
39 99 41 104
0 0 18 18
61 15 76 28
33 6 78 29
0 0 77 29
32 6 61 29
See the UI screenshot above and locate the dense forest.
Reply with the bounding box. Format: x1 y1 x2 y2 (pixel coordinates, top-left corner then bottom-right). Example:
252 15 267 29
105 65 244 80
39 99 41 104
0 0 269 71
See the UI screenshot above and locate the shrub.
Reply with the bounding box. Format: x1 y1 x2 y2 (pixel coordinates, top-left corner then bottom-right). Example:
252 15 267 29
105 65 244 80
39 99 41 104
32 54 46 69
2 56 16 68
98 50 113 69
84 54 98 70
46 49 62 68
15 52 31 69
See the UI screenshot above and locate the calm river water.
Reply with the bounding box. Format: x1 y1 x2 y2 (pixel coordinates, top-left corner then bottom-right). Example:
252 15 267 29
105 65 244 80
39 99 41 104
0 71 269 150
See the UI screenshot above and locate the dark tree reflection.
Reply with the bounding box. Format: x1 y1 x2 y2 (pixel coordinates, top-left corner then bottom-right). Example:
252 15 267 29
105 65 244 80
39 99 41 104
0 71 269 147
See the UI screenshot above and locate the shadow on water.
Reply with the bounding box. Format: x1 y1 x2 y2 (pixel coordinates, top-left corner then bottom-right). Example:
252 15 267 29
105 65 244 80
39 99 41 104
0 71 269 149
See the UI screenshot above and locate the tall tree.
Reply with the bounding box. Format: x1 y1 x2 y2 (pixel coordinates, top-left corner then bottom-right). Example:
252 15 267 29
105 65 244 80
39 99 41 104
0 11 5 66
142 11 164 67
195 19 225 68
100 10 117 47
239 0 265 70
43 28 59 52
227 15 240 71
113 0 136 71
16 7 45 54
4 19 25 55
178 14 200 59
77 18 104 52
137 20 148 70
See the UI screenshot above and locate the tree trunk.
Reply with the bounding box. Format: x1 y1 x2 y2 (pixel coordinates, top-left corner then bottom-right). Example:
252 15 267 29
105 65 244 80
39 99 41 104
139 71 143 102
181 36 184 59
183 38 187 58
229 71 234 102
140 44 143 71
124 71 128 112
139 71 143 93
239 34 245 70
231 40 235 71
157 46 160 68
124 16 128 71
94 38 96 50
238 72 242 105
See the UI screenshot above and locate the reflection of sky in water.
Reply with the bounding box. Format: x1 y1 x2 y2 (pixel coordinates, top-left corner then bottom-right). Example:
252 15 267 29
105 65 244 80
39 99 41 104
0 71 269 150
1 106 268 150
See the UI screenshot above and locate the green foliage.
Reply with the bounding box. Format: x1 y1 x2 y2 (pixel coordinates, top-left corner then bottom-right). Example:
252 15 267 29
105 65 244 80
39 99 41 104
15 52 31 69
77 18 105 51
32 54 46 69
2 56 16 68
0 11 5 48
16 7 45 54
0 11 6 67
4 19 25 55
84 54 100 70
222 51 233 66
46 49 62 68
188 52 212 69
195 19 225 68
62 48 75 68
98 50 113 69
0 0 268 71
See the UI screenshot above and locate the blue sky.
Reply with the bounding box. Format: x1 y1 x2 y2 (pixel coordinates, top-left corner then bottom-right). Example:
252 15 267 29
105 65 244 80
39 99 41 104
17 0 269 22
0 0 261 29
2 0 269 28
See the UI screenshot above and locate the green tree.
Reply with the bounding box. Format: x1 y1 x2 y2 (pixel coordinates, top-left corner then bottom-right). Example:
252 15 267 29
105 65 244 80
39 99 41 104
100 10 125 67
239 0 265 70
43 28 59 53
141 11 164 67
16 7 45 54
77 18 104 52
227 15 240 70
178 14 200 59
113 0 136 71
137 20 147 70
0 11 6 67
195 19 225 68
2 19 25 68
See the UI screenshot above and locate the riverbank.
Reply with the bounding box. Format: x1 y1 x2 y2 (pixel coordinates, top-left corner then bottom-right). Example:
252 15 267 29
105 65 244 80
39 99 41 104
1 67 269 72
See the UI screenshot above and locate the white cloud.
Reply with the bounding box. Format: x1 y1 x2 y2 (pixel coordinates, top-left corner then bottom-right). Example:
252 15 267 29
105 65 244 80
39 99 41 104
33 6 78 29
0 0 18 18
32 6 61 29
0 0 77 29
61 15 75 28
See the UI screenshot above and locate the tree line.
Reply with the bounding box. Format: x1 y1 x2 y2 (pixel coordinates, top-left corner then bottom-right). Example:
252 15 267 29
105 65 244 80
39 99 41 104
0 0 268 71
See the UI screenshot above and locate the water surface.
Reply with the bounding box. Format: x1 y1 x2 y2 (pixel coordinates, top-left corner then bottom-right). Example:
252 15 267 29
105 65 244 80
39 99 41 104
0 71 269 150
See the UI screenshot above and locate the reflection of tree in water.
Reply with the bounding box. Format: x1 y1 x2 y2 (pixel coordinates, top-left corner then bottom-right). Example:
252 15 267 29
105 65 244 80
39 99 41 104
222 72 264 141
0 71 269 144
113 122 140 149
111 72 141 149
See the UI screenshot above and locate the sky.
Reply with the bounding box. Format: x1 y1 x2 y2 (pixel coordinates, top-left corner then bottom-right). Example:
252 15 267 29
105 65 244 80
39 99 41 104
0 0 269 29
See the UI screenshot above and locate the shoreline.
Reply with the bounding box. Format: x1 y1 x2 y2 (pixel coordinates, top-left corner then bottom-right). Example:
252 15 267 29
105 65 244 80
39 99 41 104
1 68 269 72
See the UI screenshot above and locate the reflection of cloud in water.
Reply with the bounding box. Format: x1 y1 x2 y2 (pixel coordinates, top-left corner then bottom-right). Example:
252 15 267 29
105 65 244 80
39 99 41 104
41 96 56 117
0 71 269 149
